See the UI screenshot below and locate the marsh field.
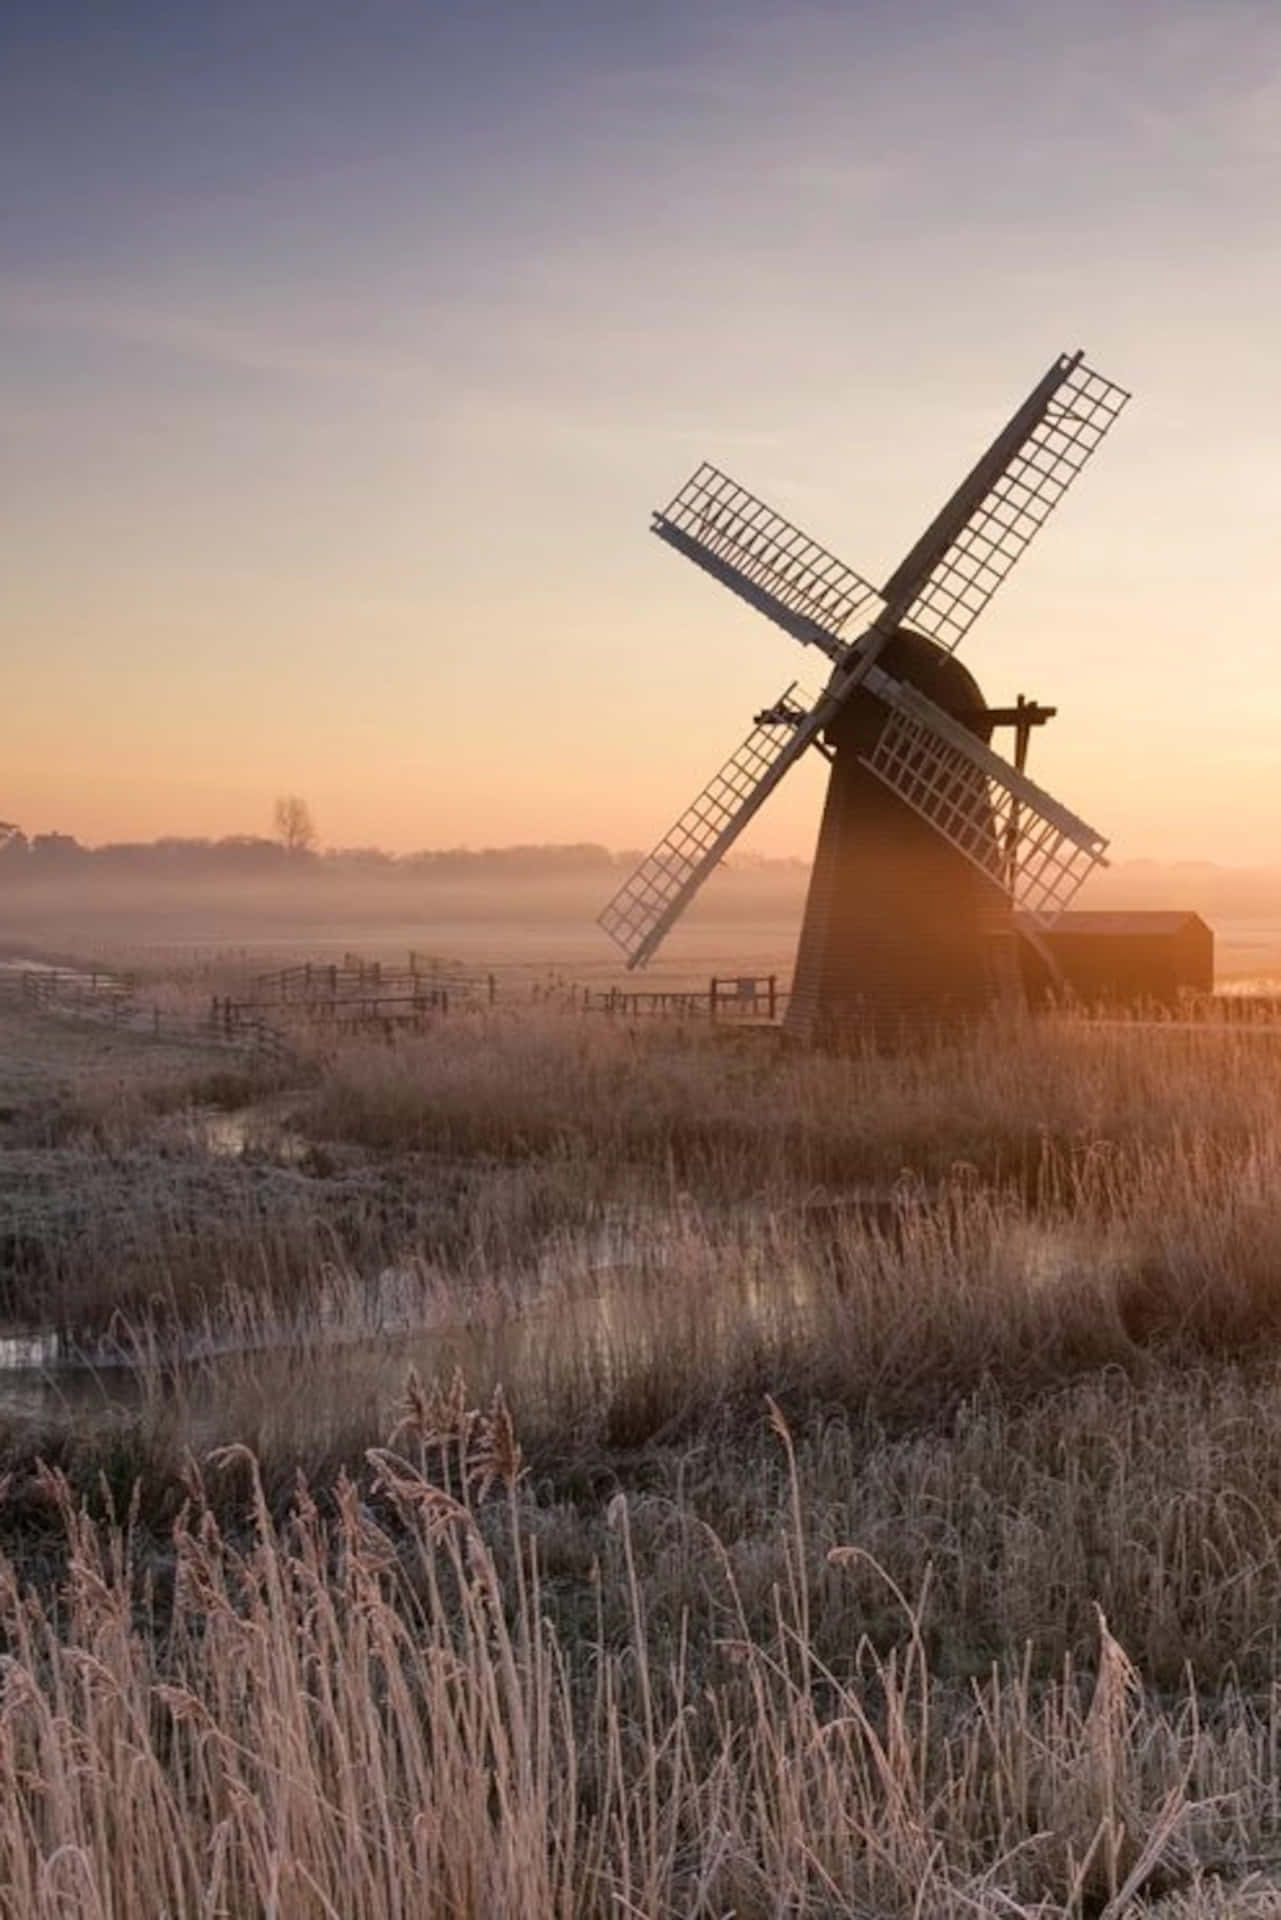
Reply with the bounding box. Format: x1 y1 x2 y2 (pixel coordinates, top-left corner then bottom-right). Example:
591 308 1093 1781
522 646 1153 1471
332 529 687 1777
6 934 1281 1916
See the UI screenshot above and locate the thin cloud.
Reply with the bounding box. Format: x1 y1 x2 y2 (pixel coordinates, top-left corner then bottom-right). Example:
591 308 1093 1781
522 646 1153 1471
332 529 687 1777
0 280 431 388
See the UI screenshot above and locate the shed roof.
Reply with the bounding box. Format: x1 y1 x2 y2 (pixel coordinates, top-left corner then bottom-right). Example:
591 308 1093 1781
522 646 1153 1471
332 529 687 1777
1017 911 1211 937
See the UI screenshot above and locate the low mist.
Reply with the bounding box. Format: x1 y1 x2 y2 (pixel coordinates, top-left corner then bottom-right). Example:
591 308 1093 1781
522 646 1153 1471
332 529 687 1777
3 833 1280 980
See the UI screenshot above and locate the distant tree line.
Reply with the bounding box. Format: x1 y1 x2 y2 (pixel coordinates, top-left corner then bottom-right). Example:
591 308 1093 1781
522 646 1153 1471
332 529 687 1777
0 829 706 881
0 796 813 883
0 815 1273 911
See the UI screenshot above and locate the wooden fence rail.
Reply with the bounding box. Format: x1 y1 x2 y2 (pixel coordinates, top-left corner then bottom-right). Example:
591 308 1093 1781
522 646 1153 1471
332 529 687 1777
13 966 294 1064
7 949 789 1047
247 960 496 1007
541 975 785 1022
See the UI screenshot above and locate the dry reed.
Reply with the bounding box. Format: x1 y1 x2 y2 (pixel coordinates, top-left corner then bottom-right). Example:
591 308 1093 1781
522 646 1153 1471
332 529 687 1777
5 1389 1281 1915
4 1007 1281 1910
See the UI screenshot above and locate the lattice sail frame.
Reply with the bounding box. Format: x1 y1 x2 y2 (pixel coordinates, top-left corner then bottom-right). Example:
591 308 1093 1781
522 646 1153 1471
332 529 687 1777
892 358 1130 652
652 464 878 655
604 351 1128 968
599 684 823 966
860 676 1109 924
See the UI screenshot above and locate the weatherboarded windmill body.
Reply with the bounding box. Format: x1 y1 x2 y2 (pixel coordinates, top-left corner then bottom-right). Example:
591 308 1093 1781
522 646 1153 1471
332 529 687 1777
599 351 1130 1043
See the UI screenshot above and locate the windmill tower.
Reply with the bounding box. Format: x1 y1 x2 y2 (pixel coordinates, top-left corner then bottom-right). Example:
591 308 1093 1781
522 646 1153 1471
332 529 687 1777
599 351 1130 1043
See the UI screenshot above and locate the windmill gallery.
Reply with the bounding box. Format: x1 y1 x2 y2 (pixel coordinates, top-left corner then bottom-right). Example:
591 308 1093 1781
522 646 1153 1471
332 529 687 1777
600 351 1212 1040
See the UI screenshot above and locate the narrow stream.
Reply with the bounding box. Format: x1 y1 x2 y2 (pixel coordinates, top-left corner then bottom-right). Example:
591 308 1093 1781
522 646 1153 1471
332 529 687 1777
0 1200 1106 1430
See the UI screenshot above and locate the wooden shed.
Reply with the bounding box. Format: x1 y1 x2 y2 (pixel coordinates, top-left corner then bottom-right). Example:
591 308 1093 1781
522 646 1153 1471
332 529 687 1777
1017 911 1214 1008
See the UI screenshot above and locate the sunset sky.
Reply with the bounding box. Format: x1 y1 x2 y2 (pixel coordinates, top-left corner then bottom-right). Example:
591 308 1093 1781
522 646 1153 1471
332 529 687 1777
6 0 1280 864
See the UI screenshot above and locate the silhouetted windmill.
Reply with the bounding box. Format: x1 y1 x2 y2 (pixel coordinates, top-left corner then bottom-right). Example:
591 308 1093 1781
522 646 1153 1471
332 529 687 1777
599 351 1129 1042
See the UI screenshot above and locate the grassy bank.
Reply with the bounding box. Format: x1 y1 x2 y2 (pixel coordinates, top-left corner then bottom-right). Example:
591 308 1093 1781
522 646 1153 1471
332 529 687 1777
4 1006 1281 1910
7 1372 1281 1915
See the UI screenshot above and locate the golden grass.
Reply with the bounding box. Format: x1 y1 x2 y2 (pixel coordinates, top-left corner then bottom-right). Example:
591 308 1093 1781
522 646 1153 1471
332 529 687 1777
5 1007 1281 1910
303 1004 1281 1186
6 1387 1281 1915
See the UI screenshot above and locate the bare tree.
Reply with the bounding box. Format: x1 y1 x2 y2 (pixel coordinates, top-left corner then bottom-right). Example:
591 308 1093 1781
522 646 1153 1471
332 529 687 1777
273 794 317 855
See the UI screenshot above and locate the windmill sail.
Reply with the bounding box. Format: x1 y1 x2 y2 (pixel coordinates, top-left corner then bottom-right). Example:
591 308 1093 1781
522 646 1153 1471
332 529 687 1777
652 464 878 659
608 348 1127 999
599 684 828 967
879 355 1130 651
859 672 1108 922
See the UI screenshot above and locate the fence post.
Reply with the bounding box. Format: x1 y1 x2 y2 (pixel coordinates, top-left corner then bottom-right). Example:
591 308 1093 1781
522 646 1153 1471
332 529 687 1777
768 974 777 1021
709 976 718 1021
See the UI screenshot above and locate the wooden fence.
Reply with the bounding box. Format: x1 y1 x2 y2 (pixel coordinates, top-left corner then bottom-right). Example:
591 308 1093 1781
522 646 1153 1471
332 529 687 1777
212 987 455 1042
6 948 789 1050
213 962 786 1037
564 975 785 1021
213 954 497 1040
9 966 294 1064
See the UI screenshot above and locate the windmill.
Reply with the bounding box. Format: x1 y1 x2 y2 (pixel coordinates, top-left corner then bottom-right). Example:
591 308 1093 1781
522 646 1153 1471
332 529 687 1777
598 351 1130 1043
